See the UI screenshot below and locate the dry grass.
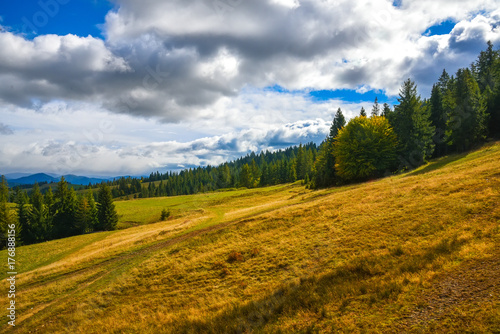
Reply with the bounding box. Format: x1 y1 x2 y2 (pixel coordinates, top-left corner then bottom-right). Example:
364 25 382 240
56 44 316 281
1 142 499 333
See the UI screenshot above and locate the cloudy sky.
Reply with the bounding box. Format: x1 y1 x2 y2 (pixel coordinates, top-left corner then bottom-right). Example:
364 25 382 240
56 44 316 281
0 0 499 176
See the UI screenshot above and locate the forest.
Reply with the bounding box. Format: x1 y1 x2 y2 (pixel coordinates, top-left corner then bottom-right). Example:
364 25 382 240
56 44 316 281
1 41 499 248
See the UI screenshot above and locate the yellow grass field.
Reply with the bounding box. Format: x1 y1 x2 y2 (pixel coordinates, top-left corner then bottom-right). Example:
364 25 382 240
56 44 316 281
1 142 499 333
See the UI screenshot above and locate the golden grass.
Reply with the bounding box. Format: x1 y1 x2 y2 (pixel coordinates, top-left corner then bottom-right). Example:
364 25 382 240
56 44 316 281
1 142 499 333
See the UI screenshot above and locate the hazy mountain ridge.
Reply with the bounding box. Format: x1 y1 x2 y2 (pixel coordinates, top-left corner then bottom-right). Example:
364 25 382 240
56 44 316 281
4 173 112 186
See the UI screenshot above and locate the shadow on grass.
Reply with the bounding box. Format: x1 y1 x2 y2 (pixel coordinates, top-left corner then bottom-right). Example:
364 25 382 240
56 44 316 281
405 152 469 177
173 236 467 334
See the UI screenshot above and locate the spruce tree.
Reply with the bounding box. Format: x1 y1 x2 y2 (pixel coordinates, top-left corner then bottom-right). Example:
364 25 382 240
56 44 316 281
313 108 346 188
429 84 448 157
97 184 118 231
447 68 487 151
239 164 253 188
371 97 380 117
392 79 435 169
16 189 29 245
53 177 77 238
27 183 50 243
360 107 367 117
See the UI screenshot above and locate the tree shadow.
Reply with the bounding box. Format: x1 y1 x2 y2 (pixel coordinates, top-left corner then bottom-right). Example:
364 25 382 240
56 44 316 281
405 152 469 177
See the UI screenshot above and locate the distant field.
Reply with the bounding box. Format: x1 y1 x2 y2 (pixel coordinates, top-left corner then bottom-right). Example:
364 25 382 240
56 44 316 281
1 142 499 333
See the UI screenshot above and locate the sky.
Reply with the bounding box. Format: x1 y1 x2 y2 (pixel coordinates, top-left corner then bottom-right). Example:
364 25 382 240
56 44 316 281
0 0 499 177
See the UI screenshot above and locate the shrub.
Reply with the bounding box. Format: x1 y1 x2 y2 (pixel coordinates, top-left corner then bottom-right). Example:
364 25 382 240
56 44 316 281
160 208 171 221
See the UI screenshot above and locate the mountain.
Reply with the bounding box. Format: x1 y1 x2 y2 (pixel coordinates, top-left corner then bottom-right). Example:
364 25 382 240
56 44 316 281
4 173 110 186
3 172 33 179
7 173 58 186
62 174 109 185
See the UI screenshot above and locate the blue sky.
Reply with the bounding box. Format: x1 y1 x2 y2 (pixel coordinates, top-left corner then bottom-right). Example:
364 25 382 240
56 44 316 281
0 0 113 38
0 0 499 176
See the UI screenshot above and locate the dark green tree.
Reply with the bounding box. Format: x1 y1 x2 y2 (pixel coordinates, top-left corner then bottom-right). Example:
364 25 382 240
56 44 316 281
26 183 50 243
239 164 253 188
371 97 380 117
472 41 500 137
53 177 77 238
313 108 346 188
429 84 448 157
97 184 118 231
360 107 367 117
16 189 29 245
447 68 488 151
392 79 435 169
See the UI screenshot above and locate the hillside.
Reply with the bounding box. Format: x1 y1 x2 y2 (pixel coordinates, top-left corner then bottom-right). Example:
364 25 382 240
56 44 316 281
1 142 499 333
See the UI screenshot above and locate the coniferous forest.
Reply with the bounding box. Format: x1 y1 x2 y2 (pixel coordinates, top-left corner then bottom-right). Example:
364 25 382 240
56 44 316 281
1 42 499 248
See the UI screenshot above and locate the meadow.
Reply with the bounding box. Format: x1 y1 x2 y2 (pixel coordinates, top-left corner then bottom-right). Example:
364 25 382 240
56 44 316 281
1 142 499 333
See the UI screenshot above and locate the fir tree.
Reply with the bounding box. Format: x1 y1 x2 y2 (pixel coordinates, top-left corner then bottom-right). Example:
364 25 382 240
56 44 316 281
313 108 346 188
239 164 253 188
360 107 367 117
97 184 118 231
27 183 50 243
429 84 448 157
371 97 380 117
53 177 77 238
392 79 435 169
447 68 487 151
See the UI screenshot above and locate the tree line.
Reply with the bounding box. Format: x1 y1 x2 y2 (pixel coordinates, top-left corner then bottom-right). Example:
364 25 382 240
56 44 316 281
0 176 118 248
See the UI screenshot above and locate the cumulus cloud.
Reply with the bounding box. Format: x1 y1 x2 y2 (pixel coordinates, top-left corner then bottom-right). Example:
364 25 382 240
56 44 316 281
0 0 499 122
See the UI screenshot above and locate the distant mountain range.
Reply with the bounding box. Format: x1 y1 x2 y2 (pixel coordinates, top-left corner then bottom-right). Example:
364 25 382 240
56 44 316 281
4 173 113 187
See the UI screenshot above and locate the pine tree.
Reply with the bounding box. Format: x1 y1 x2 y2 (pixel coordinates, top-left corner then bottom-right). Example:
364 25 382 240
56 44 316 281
16 189 29 245
447 68 487 151
239 164 253 188
44 186 55 216
295 144 306 180
429 84 448 157
331 108 346 139
360 107 367 117
472 41 500 137
392 79 435 169
86 190 98 231
371 97 380 117
75 197 91 234
313 108 346 188
97 184 118 231
53 177 77 238
438 69 451 94
27 183 50 243
250 159 260 186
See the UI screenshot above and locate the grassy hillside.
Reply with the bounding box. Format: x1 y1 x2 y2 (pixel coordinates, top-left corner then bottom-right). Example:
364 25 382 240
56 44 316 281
1 142 499 333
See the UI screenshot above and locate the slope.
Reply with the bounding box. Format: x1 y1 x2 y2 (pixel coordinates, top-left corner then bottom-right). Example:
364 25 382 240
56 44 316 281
1 142 499 333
